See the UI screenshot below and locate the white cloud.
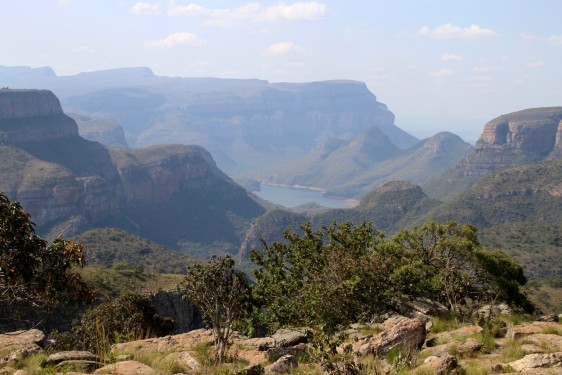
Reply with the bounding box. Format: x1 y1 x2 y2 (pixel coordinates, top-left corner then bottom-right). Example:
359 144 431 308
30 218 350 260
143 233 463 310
431 69 455 77
405 64 416 69
518 33 562 45
440 53 463 61
72 45 96 53
131 2 161 15
145 32 206 48
547 35 562 45
527 60 545 68
473 65 498 73
461 75 492 82
168 1 326 26
263 42 307 56
418 23 498 39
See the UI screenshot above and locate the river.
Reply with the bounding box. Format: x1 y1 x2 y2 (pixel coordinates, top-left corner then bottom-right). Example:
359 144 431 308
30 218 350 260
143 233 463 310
253 183 358 209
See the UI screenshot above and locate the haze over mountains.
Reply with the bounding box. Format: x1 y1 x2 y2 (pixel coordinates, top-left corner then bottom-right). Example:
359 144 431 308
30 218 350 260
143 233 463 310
0 66 417 177
1 66 562 282
0 88 264 256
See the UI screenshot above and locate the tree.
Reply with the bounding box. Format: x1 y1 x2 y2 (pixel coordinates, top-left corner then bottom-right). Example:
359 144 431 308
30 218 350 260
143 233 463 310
181 255 252 363
0 192 92 317
251 221 390 332
384 221 533 313
251 220 533 331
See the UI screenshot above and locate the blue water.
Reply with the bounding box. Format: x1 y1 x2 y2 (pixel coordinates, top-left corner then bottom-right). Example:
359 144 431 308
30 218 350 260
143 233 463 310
253 184 351 209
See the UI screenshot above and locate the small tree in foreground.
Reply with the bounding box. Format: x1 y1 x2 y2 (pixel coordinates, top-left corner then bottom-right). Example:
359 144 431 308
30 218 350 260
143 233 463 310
181 255 252 363
0 192 92 325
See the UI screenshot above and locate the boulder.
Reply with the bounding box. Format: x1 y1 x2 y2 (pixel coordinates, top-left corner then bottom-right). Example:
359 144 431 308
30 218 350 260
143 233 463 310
523 334 562 352
238 363 264 375
0 329 45 351
417 355 457 374
271 328 309 348
353 316 426 357
394 297 448 321
507 322 560 339
93 360 156 374
538 314 559 322
45 351 100 366
264 355 297 374
265 343 308 361
55 360 103 372
508 352 562 372
237 337 276 351
476 303 512 321
160 351 201 373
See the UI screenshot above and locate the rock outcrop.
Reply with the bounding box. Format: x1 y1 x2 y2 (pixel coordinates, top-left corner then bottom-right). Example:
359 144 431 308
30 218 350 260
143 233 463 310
424 107 562 201
458 107 562 176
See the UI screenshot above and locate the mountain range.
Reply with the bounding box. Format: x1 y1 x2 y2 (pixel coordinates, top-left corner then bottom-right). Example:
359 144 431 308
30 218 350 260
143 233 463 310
0 66 417 176
0 88 264 256
1 67 561 282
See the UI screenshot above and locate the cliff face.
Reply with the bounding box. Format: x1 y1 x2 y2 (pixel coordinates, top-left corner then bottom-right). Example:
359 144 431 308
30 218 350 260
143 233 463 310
0 90 77 143
0 89 62 119
423 107 562 202
0 89 265 253
458 107 562 176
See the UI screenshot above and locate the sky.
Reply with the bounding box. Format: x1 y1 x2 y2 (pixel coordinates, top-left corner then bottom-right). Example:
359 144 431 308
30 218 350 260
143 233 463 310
1 0 561 142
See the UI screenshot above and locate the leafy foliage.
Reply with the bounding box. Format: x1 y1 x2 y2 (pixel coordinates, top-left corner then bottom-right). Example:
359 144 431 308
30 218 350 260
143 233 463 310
0 192 92 319
251 222 390 332
181 255 252 363
62 293 175 354
251 220 533 332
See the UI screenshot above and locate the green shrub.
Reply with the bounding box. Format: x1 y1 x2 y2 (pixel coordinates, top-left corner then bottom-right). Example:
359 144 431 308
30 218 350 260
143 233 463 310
60 293 175 355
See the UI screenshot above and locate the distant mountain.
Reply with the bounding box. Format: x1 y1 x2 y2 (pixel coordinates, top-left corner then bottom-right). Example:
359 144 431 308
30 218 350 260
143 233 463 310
0 89 265 256
261 131 472 198
424 107 562 201
0 66 418 175
69 113 128 148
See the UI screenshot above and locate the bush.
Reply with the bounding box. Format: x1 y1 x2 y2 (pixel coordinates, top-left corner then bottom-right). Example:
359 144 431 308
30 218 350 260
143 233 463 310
66 293 175 354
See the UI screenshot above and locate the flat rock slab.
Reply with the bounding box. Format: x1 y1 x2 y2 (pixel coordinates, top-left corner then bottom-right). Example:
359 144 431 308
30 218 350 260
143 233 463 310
55 360 103 372
46 351 100 365
508 352 562 372
353 316 426 357
113 329 214 353
508 322 562 339
524 334 562 352
418 355 457 375
265 354 297 375
0 329 45 351
93 360 156 374
271 328 309 348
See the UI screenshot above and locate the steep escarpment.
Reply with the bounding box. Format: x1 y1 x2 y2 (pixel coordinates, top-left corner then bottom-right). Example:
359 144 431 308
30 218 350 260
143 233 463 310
0 89 265 255
461 107 562 174
424 107 562 201
0 67 421 175
0 89 74 143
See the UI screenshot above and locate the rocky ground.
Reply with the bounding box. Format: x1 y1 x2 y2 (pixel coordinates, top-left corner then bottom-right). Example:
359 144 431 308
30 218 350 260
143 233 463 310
1 310 561 374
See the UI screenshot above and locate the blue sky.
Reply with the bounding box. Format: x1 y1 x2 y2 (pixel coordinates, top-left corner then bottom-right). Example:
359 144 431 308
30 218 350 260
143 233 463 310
1 0 561 142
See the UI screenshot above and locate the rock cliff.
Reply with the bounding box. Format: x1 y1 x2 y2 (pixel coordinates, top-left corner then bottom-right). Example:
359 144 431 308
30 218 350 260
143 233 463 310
424 107 562 201
458 107 562 176
0 89 265 254
0 67 420 175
